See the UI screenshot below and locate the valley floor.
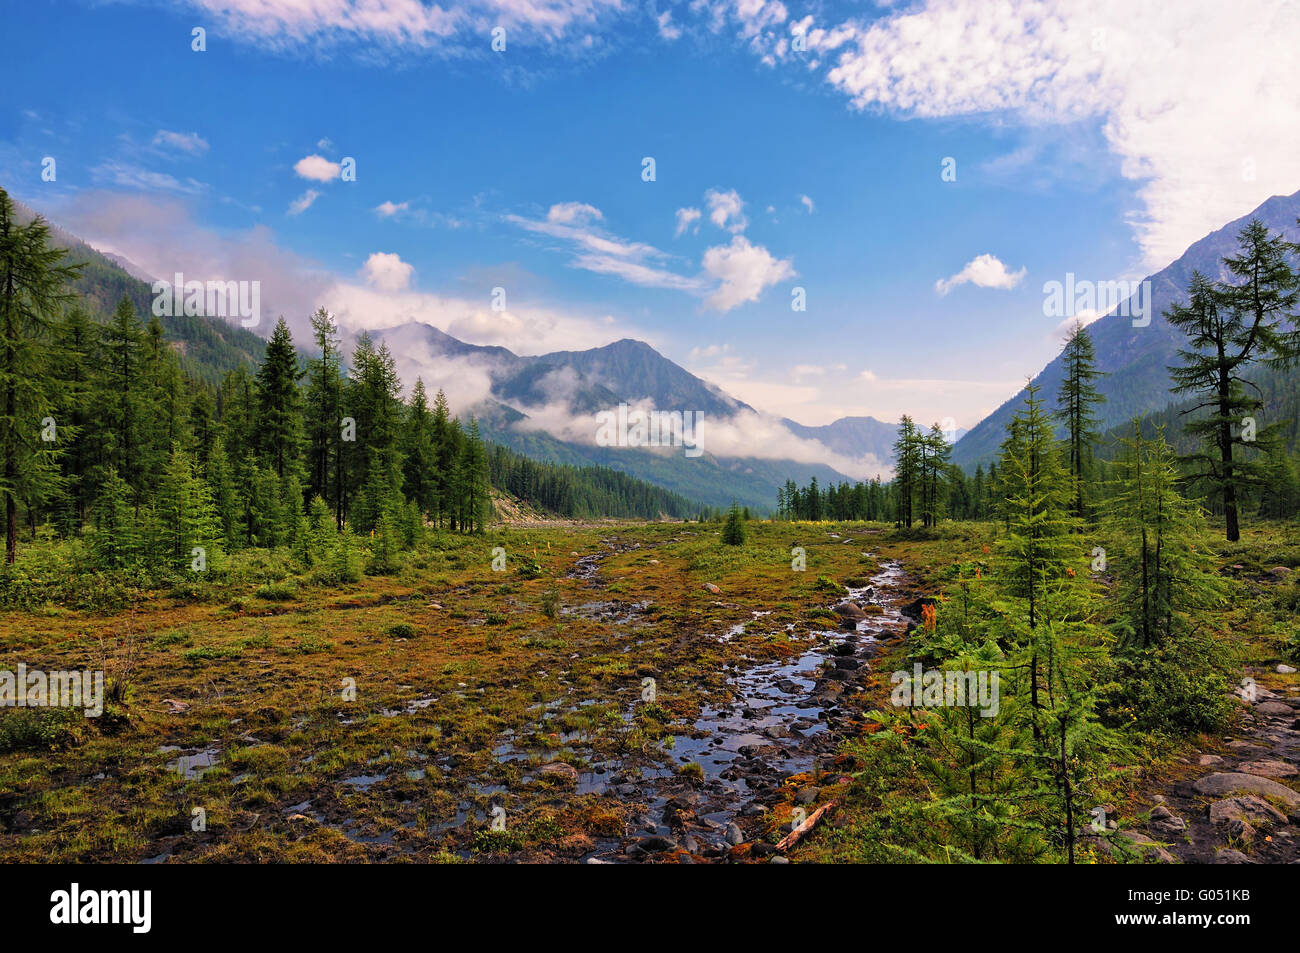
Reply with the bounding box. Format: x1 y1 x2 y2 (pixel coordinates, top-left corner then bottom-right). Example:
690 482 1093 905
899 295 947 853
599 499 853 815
0 520 1296 863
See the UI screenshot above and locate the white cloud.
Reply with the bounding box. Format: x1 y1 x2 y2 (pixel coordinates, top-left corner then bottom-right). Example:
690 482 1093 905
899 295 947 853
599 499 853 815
185 0 623 54
288 189 321 215
701 235 795 311
704 188 747 233
90 161 204 195
674 206 701 236
360 251 415 291
152 130 209 155
294 154 341 182
374 200 410 218
799 194 814 214
656 10 681 40
752 0 1300 269
546 201 603 225
935 254 1026 295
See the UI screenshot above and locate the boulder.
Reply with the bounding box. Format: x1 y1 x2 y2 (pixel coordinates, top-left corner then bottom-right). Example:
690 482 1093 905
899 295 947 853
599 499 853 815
1147 805 1187 838
1192 772 1300 807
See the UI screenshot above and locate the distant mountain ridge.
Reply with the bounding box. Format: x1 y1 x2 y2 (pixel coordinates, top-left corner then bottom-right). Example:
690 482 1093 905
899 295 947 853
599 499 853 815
371 322 888 511
953 188 1300 469
13 191 894 513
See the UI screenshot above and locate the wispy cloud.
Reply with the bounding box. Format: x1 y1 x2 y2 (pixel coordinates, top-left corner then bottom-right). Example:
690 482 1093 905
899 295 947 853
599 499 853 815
152 130 209 155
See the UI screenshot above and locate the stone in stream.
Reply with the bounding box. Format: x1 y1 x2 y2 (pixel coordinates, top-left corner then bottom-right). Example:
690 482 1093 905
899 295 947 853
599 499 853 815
832 601 868 621
538 762 579 784
724 822 743 845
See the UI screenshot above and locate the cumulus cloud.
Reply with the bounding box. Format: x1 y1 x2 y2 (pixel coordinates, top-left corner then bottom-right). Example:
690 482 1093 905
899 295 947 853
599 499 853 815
799 194 814 214
374 200 410 218
656 10 681 40
293 154 341 182
704 188 747 233
934 254 1026 295
360 251 415 291
701 235 795 311
749 0 1300 269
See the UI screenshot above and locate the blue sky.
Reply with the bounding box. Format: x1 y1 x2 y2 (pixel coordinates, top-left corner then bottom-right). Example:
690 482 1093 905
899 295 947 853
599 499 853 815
2 0 1297 450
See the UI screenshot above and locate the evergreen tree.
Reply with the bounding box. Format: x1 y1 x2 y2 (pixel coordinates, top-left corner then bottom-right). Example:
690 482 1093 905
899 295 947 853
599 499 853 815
721 500 747 545
1166 220 1300 541
255 316 305 482
1109 422 1222 648
0 189 80 561
1054 321 1105 522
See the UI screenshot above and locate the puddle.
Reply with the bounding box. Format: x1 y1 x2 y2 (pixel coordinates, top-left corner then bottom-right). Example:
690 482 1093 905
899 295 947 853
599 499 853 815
162 747 221 780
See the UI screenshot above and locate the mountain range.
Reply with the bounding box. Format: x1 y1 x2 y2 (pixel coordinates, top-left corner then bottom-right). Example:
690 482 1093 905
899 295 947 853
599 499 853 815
17 183 1300 513
951 188 1300 469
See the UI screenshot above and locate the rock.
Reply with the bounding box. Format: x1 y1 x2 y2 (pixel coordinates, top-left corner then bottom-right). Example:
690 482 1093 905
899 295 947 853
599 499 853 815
751 841 776 857
1269 567 1292 578
740 802 768 817
795 787 819 806
681 834 700 854
724 822 743 845
638 834 677 852
900 596 937 621
1209 795 1288 828
538 762 579 784
1279 664 1298 674
703 583 721 594
1256 701 1295 716
1197 754 1224 766
1193 772 1300 807
1237 759 1299 779
769 855 790 864
1214 849 1256 864
1148 805 1187 837
832 601 868 621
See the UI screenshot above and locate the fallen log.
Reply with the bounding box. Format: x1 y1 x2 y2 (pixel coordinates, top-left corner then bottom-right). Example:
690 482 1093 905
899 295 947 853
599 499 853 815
776 799 838 852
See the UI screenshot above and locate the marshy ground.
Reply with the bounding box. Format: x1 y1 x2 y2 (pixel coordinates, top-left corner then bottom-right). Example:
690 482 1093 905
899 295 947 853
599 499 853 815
1 520 1296 863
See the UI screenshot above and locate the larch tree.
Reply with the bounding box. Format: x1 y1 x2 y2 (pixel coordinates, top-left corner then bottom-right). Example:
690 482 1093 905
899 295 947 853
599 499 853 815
0 189 80 562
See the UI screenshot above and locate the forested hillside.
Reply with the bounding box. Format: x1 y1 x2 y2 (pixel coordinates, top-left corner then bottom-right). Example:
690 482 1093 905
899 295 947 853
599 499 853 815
0 189 704 588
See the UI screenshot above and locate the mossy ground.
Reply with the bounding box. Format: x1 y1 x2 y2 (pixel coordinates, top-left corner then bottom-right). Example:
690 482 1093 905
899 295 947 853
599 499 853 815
1 518 1294 863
